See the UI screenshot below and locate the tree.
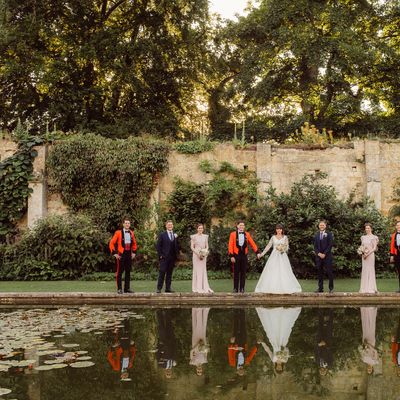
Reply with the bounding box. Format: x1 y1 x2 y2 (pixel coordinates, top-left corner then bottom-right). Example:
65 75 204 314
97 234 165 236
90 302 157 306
210 0 400 141
0 0 210 137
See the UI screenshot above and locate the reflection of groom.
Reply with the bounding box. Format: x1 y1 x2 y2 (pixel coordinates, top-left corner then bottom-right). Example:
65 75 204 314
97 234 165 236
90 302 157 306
315 308 334 376
314 220 334 293
228 221 259 293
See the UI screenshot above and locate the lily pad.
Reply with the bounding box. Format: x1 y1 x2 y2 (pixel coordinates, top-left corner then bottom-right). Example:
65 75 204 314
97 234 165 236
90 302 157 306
70 361 95 368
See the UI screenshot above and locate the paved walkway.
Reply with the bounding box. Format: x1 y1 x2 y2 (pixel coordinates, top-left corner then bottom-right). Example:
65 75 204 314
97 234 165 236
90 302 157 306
1 292 400 306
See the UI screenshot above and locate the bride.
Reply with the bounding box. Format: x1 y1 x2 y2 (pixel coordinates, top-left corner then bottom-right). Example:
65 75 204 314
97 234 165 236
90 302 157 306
255 224 302 294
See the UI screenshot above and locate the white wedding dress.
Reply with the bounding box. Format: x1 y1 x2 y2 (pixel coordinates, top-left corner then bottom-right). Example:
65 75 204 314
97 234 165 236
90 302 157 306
256 307 301 363
255 235 302 294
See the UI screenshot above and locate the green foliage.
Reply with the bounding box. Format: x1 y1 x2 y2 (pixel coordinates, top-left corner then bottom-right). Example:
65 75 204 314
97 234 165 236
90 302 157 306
0 214 110 280
253 173 391 278
0 0 211 137
174 140 215 154
46 134 169 232
165 162 259 267
0 132 43 241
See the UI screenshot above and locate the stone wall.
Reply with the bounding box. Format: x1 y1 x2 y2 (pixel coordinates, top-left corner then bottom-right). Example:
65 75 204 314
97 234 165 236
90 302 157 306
1 138 400 228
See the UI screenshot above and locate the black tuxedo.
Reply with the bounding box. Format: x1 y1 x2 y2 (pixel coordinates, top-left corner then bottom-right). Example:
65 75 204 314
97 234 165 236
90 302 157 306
313 231 334 291
156 231 180 291
315 308 334 370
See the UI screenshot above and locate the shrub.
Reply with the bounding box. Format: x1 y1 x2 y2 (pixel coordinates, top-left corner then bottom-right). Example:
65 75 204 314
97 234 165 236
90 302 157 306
174 140 215 154
0 214 111 280
252 173 391 278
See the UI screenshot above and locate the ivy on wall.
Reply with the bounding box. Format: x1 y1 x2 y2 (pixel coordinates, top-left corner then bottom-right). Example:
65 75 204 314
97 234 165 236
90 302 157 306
46 134 170 232
0 136 43 242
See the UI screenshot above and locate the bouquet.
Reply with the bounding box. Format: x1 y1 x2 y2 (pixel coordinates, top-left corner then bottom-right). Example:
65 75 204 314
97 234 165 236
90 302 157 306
198 248 209 260
276 243 288 254
357 245 366 256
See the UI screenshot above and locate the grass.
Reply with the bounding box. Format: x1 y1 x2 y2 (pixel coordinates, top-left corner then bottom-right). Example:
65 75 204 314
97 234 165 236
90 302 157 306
0 279 398 293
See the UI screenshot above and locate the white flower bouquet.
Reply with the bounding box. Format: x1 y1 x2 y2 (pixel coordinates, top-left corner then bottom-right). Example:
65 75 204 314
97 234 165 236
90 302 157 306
198 248 209 260
357 245 366 256
276 243 288 254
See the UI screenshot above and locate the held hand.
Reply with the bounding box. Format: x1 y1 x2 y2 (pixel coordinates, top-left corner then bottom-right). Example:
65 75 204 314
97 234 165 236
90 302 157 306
257 253 262 259
231 257 236 263
318 253 325 259
131 253 136 260
390 256 394 264
114 254 121 260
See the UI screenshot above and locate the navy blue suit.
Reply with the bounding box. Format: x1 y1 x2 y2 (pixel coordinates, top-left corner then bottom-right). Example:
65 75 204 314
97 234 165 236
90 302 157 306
156 231 180 291
314 231 334 292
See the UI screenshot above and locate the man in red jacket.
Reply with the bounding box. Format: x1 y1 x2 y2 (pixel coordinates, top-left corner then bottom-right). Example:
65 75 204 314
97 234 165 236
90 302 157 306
390 221 400 293
228 221 259 293
109 218 137 294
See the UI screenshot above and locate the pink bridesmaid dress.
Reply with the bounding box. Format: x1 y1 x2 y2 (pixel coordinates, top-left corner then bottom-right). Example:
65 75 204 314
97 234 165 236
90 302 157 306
359 234 379 293
190 234 213 293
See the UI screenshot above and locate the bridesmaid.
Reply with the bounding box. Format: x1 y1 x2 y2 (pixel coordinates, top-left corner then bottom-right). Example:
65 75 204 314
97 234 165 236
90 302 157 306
359 223 379 294
190 224 213 293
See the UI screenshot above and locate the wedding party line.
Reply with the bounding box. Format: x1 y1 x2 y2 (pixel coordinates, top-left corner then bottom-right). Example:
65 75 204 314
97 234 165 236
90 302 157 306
109 218 400 295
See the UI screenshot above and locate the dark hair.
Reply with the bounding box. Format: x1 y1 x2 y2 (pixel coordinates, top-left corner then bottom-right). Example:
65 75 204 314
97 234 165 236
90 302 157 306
275 224 284 234
274 362 285 374
196 223 204 229
236 220 245 225
319 219 327 225
165 220 173 225
122 218 130 223
364 223 372 229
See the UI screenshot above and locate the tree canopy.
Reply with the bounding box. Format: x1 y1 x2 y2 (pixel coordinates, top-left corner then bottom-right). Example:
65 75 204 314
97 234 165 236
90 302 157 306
0 0 399 140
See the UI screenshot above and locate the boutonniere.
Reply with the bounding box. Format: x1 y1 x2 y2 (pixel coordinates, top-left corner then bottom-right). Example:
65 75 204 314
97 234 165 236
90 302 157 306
174 233 178 239
322 232 327 238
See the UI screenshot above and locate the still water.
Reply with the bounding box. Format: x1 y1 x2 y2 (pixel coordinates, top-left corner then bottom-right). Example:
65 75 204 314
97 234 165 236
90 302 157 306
0 306 399 400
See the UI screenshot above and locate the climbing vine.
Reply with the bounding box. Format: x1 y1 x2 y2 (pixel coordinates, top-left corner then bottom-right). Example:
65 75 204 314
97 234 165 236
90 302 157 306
46 134 170 232
0 136 44 242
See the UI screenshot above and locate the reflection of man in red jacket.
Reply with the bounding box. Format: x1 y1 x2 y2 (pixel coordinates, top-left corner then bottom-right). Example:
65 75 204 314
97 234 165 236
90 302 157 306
107 323 136 381
390 221 400 293
391 318 400 376
228 221 259 293
228 309 258 376
109 218 137 294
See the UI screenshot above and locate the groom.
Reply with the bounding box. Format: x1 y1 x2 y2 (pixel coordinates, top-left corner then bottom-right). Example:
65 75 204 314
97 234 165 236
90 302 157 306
156 220 180 293
228 221 259 293
313 220 334 293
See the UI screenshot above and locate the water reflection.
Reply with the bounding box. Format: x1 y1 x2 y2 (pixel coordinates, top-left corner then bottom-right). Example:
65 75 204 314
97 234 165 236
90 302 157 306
257 307 301 374
1 306 400 399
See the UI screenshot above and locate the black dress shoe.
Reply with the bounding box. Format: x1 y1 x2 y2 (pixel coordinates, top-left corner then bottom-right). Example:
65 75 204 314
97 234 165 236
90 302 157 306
124 289 134 294
165 290 175 293
314 289 323 293
117 289 123 294
156 289 161 294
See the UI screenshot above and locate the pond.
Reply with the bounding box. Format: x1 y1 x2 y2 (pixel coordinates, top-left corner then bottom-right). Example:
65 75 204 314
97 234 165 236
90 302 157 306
0 306 399 399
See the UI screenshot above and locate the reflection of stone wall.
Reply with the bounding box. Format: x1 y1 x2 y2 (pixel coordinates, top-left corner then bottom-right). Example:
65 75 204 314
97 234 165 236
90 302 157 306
2 138 400 228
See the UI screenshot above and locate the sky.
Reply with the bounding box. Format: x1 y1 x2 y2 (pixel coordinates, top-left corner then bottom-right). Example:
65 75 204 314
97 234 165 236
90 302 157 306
209 0 249 20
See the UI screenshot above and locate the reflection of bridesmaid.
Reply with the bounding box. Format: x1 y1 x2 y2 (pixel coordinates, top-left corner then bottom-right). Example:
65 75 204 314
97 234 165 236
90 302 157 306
315 308 334 376
228 309 258 376
190 224 213 293
190 308 210 376
257 307 301 374
359 307 379 374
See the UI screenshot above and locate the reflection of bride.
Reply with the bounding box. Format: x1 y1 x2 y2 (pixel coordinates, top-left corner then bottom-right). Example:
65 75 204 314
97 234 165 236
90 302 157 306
190 308 210 376
359 307 379 375
256 307 301 373
255 225 302 294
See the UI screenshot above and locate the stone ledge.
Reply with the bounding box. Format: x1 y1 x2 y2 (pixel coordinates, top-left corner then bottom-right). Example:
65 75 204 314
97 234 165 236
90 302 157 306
1 292 400 306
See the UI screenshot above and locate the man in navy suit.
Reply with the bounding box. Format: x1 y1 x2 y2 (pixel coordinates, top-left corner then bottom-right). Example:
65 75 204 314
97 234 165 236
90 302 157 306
314 220 334 293
156 220 180 293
